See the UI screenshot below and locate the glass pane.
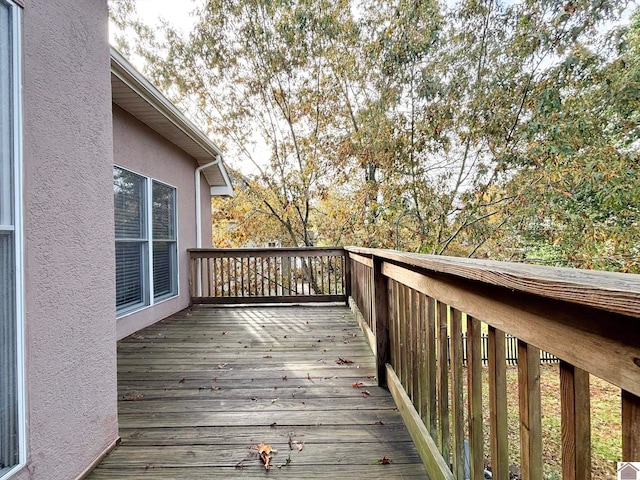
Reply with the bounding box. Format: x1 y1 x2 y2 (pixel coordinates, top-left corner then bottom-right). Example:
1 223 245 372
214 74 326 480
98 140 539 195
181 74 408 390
0 233 18 471
152 181 175 240
115 241 146 312
114 167 146 239
0 2 12 226
153 241 176 299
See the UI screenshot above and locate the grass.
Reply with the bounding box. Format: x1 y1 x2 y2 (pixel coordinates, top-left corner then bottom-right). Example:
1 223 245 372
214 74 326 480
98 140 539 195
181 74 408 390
478 364 621 479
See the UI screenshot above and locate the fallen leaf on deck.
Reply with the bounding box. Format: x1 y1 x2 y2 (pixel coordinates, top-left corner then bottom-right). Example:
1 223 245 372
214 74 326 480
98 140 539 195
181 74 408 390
211 386 221 391
352 382 364 388
282 375 288 381
307 373 314 382
336 357 354 365
375 420 385 425
264 355 272 359
121 392 144 401
178 378 186 384
251 397 258 401
361 390 371 397
222 331 227 335
270 422 277 428
254 442 277 470
374 455 392 465
217 362 228 369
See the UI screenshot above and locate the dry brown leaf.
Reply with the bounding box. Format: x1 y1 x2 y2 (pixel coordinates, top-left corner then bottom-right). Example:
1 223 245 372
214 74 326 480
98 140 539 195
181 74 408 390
376 455 392 465
264 355 272 359
121 392 144 401
336 357 354 365
361 390 371 397
178 378 186 384
352 382 364 388
217 362 228 369
256 442 277 470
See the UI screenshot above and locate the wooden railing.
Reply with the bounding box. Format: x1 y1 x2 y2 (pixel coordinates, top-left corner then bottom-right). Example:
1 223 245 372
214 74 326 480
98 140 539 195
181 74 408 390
345 246 640 480
188 247 348 304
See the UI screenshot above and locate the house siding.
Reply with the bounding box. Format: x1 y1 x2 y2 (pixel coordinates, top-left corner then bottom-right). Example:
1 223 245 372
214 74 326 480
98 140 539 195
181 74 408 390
112 105 212 340
18 0 118 479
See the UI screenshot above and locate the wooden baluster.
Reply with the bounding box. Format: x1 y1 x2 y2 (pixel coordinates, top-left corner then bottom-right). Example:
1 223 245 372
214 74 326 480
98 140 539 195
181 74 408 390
417 293 426 419
212 257 218 297
488 326 508 479
399 284 408 390
225 257 230 297
389 280 397 376
372 257 390 387
622 389 640 461
437 301 450 463
560 361 590 479
406 287 414 400
518 340 542 480
413 291 422 413
466 315 484 480
427 296 437 440
450 308 465 479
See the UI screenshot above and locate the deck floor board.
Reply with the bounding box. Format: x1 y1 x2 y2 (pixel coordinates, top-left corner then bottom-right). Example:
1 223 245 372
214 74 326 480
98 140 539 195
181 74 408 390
89 305 428 479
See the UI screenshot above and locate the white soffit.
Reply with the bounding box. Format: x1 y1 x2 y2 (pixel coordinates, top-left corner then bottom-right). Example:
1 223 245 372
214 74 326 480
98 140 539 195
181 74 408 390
110 47 233 195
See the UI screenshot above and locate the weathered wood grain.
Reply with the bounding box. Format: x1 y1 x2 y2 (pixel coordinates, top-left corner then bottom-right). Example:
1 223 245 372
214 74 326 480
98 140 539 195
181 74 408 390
88 305 427 479
518 340 542 480
488 326 508 478
386 365 453 480
345 246 640 318
622 389 640 461
560 361 591 479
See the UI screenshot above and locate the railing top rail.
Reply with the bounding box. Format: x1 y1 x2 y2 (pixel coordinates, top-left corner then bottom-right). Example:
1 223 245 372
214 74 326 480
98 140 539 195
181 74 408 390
188 247 345 253
189 247 345 258
345 246 640 318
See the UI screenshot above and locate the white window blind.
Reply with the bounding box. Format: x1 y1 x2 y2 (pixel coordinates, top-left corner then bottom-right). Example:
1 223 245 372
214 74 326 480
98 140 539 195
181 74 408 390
152 181 177 300
114 168 178 316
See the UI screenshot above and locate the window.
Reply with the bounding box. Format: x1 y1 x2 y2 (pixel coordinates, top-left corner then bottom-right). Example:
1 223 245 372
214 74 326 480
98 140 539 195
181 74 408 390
0 0 23 476
114 167 178 316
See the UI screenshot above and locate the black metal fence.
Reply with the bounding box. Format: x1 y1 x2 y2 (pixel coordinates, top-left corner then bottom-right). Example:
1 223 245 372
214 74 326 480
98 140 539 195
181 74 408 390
458 333 558 366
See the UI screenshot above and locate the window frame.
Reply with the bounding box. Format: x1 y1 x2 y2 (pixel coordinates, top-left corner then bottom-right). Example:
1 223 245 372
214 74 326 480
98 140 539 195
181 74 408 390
114 166 179 318
0 1 26 478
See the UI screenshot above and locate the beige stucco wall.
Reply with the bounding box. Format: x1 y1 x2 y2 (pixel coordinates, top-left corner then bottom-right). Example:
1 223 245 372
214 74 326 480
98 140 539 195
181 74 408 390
16 1 119 479
112 105 213 340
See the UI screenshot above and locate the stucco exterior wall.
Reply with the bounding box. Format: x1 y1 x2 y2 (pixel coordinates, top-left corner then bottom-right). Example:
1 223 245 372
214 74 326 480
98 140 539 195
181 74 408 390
17 1 118 479
112 105 212 340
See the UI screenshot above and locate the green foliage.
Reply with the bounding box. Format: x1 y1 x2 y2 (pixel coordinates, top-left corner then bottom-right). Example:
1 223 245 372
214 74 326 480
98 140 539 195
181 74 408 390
110 0 640 271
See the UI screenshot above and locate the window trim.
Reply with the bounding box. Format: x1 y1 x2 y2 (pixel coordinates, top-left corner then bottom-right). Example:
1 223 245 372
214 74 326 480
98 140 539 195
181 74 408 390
2 1 26 478
114 165 179 319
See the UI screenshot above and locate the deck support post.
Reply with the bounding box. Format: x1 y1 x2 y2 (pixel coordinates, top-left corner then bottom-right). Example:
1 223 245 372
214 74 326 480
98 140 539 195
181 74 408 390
372 256 390 387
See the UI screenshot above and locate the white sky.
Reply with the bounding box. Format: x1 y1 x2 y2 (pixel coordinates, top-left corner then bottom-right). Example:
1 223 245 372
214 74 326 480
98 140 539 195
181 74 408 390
134 0 200 31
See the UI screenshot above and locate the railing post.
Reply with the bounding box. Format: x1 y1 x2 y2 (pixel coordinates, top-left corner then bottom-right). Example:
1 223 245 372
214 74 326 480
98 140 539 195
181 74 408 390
343 249 352 305
372 256 390 387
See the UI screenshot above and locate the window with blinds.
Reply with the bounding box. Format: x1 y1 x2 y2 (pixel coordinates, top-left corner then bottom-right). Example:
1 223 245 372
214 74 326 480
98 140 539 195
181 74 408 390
114 168 178 316
152 181 177 300
1 1 22 476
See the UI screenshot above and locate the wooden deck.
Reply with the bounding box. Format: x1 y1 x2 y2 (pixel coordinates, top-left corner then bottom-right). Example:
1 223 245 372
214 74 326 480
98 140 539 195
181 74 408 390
88 305 428 479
